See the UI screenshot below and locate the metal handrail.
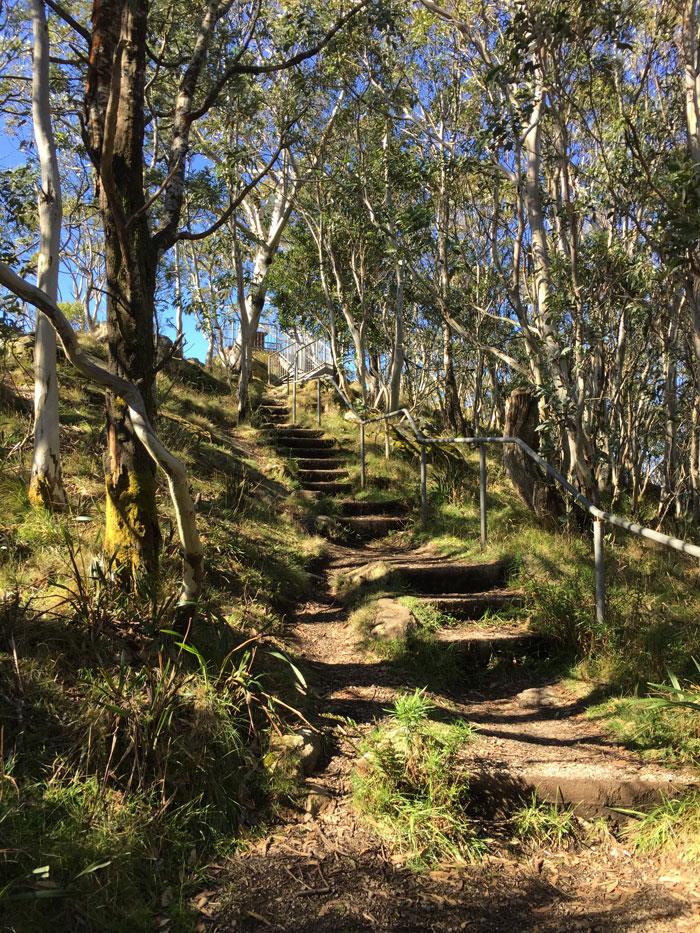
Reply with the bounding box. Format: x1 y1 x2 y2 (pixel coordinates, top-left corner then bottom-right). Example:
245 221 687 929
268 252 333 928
311 379 700 625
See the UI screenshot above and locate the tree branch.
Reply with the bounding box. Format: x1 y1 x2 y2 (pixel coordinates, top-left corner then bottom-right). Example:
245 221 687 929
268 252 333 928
0 260 203 602
175 137 287 242
44 0 90 43
188 0 369 121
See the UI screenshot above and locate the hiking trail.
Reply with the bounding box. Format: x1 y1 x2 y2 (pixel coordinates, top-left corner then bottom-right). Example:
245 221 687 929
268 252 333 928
202 390 700 932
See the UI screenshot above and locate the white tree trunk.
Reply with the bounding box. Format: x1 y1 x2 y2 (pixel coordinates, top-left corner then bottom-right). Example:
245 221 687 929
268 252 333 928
29 0 66 511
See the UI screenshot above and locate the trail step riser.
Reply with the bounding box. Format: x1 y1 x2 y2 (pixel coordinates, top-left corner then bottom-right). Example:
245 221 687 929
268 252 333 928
281 448 339 459
418 592 524 619
277 438 335 450
338 500 404 517
296 458 347 470
302 482 353 493
298 470 350 482
469 771 700 820
275 430 326 439
386 561 509 595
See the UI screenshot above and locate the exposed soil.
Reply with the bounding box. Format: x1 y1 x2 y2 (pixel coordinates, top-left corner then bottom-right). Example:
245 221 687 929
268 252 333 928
199 400 700 931
198 540 700 932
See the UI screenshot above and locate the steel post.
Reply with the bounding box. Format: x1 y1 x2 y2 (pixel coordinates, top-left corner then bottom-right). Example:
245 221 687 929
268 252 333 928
594 518 605 626
292 359 297 424
479 444 487 549
360 423 366 489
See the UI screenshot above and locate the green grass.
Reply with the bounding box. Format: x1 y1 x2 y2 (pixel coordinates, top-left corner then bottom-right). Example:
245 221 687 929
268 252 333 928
512 794 579 846
351 689 483 869
391 450 700 692
347 592 466 692
587 692 700 769
0 347 326 930
398 595 458 632
622 792 700 862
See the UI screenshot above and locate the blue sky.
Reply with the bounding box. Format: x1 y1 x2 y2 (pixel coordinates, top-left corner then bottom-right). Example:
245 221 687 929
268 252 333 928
1 129 211 361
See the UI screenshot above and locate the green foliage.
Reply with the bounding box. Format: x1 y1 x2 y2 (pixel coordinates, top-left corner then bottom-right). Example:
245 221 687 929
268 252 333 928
0 354 322 930
622 793 700 863
588 665 700 768
512 794 579 847
352 689 483 869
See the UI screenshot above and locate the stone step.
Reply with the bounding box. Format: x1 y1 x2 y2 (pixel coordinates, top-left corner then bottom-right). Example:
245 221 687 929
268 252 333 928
296 457 348 470
275 427 326 439
415 589 524 619
435 623 541 659
459 682 700 817
470 758 700 819
341 515 407 540
259 404 289 414
338 498 405 517
298 469 350 482
385 559 509 595
276 436 336 451
281 446 339 460
301 480 353 494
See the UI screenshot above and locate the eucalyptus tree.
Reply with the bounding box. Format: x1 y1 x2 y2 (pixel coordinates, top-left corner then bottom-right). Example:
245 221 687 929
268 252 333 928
16 0 370 589
28 0 67 511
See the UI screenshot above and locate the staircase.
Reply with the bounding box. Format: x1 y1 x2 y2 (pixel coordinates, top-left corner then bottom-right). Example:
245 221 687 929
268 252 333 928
257 392 699 817
257 393 408 542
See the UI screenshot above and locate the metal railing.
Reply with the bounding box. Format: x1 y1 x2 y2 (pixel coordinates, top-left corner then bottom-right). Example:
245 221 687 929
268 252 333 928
307 382 700 627
266 331 332 385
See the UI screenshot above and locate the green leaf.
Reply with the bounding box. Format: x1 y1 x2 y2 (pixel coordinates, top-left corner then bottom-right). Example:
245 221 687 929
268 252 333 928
267 650 307 691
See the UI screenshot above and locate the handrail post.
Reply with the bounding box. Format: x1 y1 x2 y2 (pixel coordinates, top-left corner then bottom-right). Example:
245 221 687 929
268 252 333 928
384 420 390 460
316 378 321 426
479 443 487 549
420 445 428 524
292 357 297 424
359 422 366 489
593 518 605 626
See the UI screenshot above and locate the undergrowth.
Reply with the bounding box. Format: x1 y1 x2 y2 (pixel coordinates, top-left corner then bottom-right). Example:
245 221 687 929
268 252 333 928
622 792 700 863
351 689 483 869
587 666 700 768
337 421 700 694
512 794 579 847
0 343 321 930
348 594 465 691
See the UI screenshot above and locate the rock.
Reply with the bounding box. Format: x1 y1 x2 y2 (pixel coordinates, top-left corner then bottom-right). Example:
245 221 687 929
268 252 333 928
12 333 35 358
332 560 389 597
314 514 342 539
266 728 322 777
516 686 562 709
343 409 361 423
370 598 416 642
304 784 334 816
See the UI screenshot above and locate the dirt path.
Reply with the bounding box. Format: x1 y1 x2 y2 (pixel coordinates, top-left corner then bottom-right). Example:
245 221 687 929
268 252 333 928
201 539 700 933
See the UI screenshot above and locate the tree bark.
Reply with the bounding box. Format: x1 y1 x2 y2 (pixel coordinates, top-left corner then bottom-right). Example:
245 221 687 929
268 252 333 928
503 388 563 523
29 0 67 512
443 320 465 435
0 260 203 601
85 0 160 584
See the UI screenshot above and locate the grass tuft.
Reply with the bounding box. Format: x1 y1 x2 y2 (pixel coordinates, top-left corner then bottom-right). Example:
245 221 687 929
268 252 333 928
623 792 700 862
351 689 483 869
512 793 579 847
